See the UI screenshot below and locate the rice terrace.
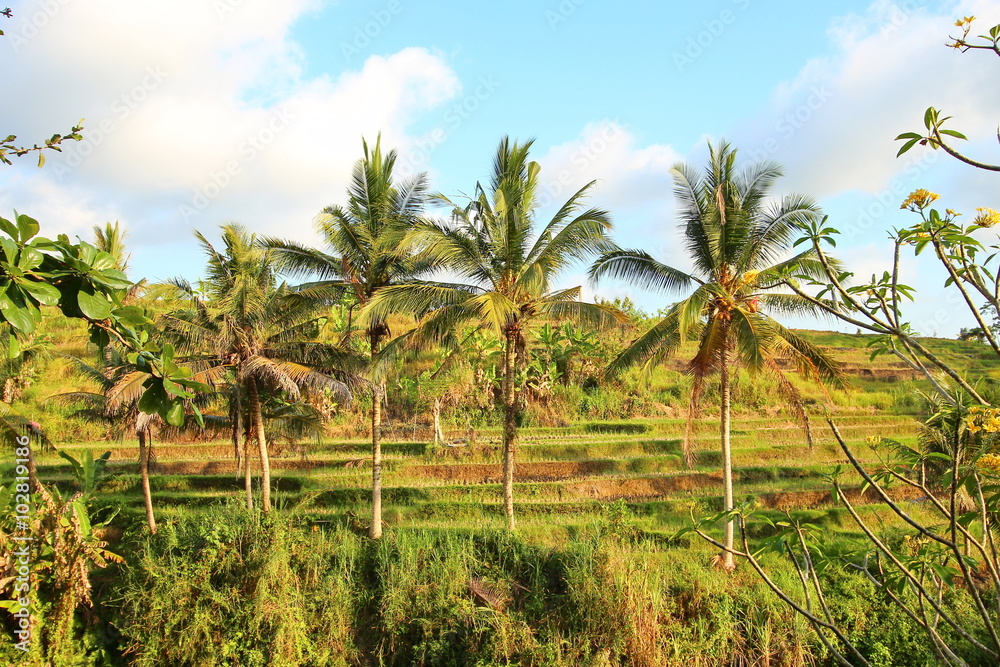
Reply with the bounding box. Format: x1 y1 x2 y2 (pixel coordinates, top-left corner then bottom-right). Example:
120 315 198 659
3 3 1000 666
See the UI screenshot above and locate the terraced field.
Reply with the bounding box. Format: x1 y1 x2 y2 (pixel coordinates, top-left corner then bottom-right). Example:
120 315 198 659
33 411 925 542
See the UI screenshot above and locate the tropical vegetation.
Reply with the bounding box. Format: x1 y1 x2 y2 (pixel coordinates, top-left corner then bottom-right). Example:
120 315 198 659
1 16 1000 667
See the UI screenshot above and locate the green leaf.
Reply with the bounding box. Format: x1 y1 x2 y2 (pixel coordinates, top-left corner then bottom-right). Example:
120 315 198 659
0 216 17 239
161 377 193 399
37 153 45 168
923 107 937 129
8 335 20 359
0 237 17 263
0 289 37 334
111 305 152 327
939 129 968 140
191 404 205 429
76 287 113 320
19 280 60 306
58 449 85 483
89 327 110 349
15 214 40 243
165 401 185 427
73 499 92 536
137 382 169 416
896 138 920 158
17 246 43 270
87 269 132 290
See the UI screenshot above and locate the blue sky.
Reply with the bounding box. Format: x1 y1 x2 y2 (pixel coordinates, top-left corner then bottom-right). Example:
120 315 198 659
1 0 998 336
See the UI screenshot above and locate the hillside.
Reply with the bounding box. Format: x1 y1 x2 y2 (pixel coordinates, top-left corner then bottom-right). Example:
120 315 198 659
7 320 997 544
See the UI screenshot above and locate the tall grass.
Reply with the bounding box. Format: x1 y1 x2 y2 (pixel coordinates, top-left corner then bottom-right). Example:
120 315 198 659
117 511 952 667
119 503 359 666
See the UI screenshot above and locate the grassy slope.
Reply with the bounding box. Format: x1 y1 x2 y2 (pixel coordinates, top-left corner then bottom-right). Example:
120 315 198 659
6 322 998 551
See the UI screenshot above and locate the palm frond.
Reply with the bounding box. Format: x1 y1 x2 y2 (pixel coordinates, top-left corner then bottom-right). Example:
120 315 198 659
361 281 479 325
589 249 696 293
536 298 628 330
771 321 846 388
260 237 346 282
606 305 684 378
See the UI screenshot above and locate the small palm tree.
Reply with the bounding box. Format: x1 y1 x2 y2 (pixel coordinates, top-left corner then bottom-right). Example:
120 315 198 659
56 353 162 532
93 222 131 274
264 136 430 538
590 140 843 569
163 224 356 512
363 137 622 530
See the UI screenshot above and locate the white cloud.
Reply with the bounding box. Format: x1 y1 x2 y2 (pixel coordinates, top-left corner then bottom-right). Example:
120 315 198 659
0 0 461 279
536 120 683 261
532 121 686 310
732 0 1000 200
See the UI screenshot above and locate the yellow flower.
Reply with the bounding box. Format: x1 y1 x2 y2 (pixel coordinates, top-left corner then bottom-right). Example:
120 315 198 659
901 189 940 211
865 436 882 447
977 453 1000 473
973 207 1000 228
945 209 960 218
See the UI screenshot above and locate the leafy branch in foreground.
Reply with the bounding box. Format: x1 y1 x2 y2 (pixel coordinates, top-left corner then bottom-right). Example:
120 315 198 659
787 206 989 406
895 16 1000 172
687 411 1000 666
0 122 85 168
0 212 208 429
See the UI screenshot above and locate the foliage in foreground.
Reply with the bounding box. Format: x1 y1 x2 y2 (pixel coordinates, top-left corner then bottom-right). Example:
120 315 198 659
101 504 970 667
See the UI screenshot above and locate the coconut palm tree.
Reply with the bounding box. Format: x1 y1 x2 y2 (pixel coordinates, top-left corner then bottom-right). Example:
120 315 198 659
93 222 131 274
55 353 162 532
590 140 843 569
362 136 622 531
263 136 430 538
163 224 356 512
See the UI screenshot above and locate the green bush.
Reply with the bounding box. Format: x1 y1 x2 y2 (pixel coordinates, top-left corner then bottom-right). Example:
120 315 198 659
119 504 359 666
583 422 651 435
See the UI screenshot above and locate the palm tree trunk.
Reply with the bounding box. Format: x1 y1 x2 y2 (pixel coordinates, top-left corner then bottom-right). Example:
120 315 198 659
433 397 445 446
370 378 384 539
232 392 244 477
235 390 254 511
138 427 156 534
244 433 254 511
247 379 271 512
720 351 735 571
502 329 518 531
